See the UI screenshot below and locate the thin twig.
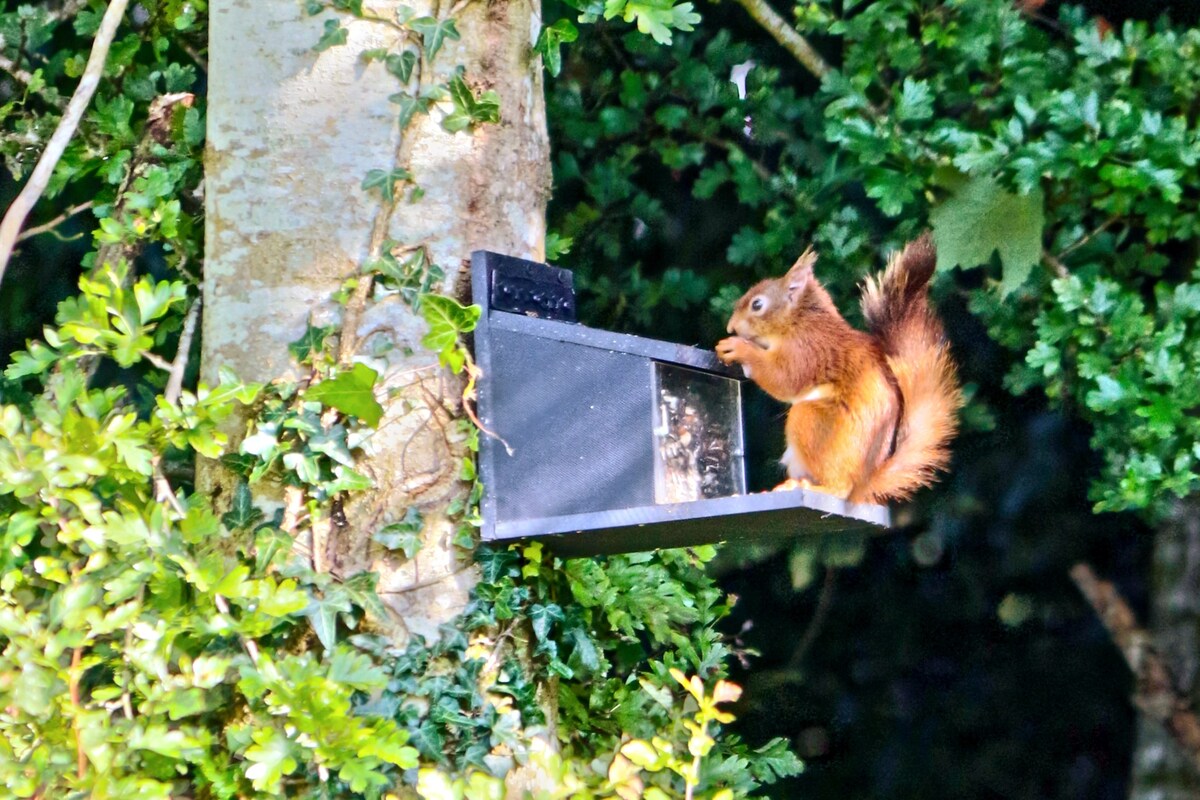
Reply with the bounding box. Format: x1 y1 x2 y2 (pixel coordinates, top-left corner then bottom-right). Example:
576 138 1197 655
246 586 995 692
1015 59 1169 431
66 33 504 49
16 201 93 243
178 40 207 73
0 0 131 288
0 53 55 101
214 593 261 666
1056 214 1121 260
1070 562 1200 773
70 646 86 780
1042 251 1069 279
378 562 474 594
730 0 830 80
788 566 837 668
51 0 91 23
152 303 198 512
164 300 200 404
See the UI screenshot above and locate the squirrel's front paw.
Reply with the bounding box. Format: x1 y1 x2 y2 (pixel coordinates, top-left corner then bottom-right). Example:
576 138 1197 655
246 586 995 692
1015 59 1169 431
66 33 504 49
716 336 750 364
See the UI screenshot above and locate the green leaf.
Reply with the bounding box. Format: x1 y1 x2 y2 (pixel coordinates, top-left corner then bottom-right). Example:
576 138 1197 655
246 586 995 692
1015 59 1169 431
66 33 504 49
244 728 299 793
393 92 431 128
1086 374 1126 413
305 363 384 427
313 19 348 52
894 77 933 122
362 167 414 202
930 173 1045 296
288 322 336 364
545 232 573 260
527 603 564 641
329 646 388 691
409 16 461 60
442 74 501 133
303 587 353 650
604 0 700 44
748 737 805 783
534 19 579 77
222 482 265 531
373 507 423 558
420 295 480 370
339 759 390 793
386 51 419 82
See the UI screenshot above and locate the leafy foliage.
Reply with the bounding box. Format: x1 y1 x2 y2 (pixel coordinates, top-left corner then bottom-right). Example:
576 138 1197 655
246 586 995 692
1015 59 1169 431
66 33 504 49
547 0 1200 515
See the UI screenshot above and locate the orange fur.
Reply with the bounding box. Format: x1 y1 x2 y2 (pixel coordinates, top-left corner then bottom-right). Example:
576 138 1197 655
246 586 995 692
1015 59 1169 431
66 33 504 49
716 233 961 504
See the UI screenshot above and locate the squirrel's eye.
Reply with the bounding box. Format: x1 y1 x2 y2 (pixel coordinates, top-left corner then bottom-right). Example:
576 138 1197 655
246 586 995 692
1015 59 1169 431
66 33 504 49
750 297 767 313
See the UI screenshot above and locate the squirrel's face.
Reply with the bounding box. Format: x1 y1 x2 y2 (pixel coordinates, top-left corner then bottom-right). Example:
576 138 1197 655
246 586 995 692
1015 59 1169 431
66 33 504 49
726 247 820 347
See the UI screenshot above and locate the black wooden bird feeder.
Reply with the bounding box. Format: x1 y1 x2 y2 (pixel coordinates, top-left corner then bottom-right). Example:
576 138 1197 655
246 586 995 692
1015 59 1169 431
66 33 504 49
471 251 889 556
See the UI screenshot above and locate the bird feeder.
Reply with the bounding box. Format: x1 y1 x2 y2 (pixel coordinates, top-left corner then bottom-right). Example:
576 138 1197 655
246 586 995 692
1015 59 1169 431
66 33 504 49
470 251 889 556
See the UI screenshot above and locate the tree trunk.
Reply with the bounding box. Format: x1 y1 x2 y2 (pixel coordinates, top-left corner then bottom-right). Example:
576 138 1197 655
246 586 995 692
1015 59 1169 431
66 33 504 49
1131 499 1200 799
203 0 549 633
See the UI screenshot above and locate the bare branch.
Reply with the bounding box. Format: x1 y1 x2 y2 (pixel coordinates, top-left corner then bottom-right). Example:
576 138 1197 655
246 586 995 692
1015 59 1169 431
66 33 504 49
164 299 200 404
69 646 86 780
1042 250 1069 279
0 53 55 101
1071 563 1200 773
788 566 837 668
17 201 94 243
1056 214 1121 261
0 0 131 288
51 0 91 23
214 593 261 666
730 0 830 80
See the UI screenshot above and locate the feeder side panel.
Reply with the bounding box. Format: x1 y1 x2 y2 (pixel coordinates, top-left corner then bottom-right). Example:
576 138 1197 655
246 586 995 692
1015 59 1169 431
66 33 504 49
488 329 655 521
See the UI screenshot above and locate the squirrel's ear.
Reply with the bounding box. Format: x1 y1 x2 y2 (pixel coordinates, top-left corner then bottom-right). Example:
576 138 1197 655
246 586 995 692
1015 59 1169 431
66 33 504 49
786 247 817 305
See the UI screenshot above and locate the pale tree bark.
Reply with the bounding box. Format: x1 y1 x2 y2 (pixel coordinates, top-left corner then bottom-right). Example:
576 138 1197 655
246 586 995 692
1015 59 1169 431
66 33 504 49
204 4 553 784
205 0 548 630
1131 499 1200 799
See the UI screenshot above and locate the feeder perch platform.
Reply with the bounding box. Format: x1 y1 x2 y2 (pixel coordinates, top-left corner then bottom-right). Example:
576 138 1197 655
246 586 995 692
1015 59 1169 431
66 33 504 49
471 250 890 556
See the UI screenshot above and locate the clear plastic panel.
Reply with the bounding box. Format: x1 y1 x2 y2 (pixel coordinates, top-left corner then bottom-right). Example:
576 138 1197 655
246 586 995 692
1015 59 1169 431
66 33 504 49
652 363 746 504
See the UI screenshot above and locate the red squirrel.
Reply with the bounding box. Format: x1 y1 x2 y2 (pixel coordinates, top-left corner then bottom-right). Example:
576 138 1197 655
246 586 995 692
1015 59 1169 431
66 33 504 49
716 234 960 504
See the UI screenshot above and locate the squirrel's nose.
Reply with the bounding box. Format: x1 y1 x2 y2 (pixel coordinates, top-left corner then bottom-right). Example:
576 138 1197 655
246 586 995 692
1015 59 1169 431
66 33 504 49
726 321 735 334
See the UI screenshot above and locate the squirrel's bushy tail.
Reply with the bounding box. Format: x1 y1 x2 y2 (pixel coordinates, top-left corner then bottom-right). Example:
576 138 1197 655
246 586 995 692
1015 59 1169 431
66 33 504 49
857 234 961 502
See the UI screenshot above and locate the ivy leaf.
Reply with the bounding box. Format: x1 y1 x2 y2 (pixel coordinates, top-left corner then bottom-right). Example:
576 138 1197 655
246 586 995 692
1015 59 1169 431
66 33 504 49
931 173 1045 296
566 625 602 673
385 51 418 82
442 75 501 133
222 482 265 531
421 295 481 370
255 527 293 572
303 586 353 650
534 19 579 77
373 507 423 558
527 603 565 641
305 363 384 427
409 16 460 60
313 19 348 52
476 547 519 583
362 167 413 203
391 92 432 128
